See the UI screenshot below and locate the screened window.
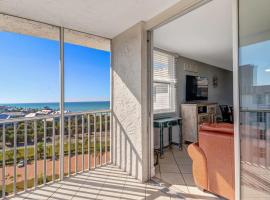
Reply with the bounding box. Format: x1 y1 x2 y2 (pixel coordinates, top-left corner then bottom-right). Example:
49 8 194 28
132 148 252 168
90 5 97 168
153 50 176 114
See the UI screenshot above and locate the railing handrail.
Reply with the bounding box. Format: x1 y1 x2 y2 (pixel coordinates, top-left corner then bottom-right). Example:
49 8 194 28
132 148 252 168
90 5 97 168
0 109 111 124
240 109 270 113
64 109 111 117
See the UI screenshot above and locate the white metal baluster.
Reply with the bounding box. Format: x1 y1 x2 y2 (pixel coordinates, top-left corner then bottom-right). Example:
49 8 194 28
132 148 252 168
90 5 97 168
99 113 102 166
2 124 6 198
14 123 17 194
94 114 96 168
34 120 37 188
52 119 55 182
68 117 71 176
110 111 112 163
82 115 85 172
105 113 108 164
24 121 28 190
43 120 47 184
88 114 91 170
59 121 61 179
75 115 78 174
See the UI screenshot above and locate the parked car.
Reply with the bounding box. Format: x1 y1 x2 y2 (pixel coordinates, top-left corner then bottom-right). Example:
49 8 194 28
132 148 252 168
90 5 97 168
17 160 25 168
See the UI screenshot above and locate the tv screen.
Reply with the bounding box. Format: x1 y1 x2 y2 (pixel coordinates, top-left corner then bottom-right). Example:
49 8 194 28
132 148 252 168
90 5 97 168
186 75 208 101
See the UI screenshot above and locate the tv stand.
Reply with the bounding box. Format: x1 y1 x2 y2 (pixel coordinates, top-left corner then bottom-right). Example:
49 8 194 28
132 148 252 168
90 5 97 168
181 102 217 143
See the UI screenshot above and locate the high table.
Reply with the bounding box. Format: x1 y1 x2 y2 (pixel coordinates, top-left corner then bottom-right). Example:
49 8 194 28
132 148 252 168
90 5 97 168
154 117 182 157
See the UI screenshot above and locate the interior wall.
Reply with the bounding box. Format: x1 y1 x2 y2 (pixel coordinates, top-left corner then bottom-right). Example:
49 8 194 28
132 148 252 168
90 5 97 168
111 22 149 182
176 56 234 107
154 55 233 148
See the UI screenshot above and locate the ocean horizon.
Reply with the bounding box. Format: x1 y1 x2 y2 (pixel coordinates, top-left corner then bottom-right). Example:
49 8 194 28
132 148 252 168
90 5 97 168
0 101 110 112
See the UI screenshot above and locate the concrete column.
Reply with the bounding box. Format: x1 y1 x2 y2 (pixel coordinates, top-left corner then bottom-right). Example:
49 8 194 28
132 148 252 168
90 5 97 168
111 22 149 182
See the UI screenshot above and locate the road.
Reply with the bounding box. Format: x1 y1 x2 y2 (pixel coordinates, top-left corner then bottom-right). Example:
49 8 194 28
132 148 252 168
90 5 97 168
0 152 110 186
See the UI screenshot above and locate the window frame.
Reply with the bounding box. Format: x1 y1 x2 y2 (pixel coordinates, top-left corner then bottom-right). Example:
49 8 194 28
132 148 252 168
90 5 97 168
153 49 177 114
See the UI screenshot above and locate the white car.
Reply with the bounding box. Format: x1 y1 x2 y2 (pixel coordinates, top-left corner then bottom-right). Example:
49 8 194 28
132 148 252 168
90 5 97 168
17 160 25 168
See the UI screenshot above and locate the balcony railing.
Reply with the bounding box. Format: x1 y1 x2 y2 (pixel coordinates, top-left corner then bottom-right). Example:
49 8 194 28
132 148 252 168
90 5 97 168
0 110 111 198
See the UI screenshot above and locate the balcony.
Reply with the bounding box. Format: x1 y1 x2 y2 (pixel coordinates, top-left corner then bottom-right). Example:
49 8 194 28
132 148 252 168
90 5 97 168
0 1 233 199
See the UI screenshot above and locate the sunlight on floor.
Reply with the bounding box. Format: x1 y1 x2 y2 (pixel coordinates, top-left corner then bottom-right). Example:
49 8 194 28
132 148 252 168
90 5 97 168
9 147 225 200
9 165 170 200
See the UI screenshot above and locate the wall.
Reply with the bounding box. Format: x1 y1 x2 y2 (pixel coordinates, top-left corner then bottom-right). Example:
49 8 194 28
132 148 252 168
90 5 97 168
111 22 149 182
154 55 233 148
176 56 233 107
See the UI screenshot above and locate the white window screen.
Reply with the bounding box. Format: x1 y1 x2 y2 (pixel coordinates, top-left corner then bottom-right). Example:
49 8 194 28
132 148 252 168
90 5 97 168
153 50 176 114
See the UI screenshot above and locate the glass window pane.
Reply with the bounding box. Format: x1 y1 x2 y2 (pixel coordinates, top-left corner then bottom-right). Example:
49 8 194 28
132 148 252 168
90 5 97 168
0 14 60 194
239 0 270 198
153 50 176 114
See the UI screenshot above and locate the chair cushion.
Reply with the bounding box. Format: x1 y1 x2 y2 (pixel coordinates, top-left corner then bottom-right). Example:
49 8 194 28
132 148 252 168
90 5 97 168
199 131 235 200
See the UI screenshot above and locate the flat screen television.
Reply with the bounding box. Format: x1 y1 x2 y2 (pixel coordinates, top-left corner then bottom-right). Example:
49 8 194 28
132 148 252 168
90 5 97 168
186 75 208 101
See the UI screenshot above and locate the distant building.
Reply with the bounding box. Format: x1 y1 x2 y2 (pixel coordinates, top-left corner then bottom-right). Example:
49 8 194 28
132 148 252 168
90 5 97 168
2 112 25 118
25 113 37 118
0 105 9 113
0 113 10 120
36 109 53 115
53 110 70 115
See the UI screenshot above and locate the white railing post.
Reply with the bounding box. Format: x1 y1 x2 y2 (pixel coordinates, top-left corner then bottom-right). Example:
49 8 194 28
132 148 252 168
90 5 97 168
82 115 85 172
52 119 55 182
88 114 91 171
34 120 37 189
75 115 78 174
94 114 96 168
105 113 107 164
43 120 47 184
13 123 17 195
110 111 112 163
2 124 6 198
99 113 102 166
24 121 28 191
68 116 71 176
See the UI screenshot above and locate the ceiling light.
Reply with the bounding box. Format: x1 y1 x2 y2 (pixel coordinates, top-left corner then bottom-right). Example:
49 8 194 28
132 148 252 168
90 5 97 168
265 69 270 72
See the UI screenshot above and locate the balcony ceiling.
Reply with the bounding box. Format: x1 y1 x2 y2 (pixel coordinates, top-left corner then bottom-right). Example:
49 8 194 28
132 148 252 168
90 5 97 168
0 0 179 39
154 0 233 71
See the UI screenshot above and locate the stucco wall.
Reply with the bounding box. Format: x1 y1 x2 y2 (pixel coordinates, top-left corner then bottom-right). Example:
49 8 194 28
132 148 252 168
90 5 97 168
111 22 149 182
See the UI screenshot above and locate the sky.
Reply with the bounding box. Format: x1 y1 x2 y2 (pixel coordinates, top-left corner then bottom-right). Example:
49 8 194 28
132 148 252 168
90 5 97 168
0 31 110 104
240 40 270 86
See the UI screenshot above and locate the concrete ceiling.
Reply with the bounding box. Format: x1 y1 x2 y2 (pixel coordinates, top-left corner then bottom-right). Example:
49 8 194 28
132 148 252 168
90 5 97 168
0 0 180 39
239 0 270 46
154 0 233 71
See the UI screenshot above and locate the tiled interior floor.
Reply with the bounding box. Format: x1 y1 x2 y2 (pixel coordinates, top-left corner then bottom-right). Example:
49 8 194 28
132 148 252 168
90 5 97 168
154 146 224 200
9 147 224 200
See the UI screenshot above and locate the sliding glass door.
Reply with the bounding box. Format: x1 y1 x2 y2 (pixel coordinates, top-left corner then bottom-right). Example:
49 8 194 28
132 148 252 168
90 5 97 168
238 0 270 198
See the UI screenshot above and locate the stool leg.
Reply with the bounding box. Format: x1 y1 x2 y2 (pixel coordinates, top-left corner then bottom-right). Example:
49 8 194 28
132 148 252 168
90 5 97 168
169 126 172 148
160 126 164 157
179 123 183 151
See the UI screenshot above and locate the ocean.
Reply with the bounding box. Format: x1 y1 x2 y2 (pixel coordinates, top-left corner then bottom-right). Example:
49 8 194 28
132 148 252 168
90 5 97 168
1 101 110 112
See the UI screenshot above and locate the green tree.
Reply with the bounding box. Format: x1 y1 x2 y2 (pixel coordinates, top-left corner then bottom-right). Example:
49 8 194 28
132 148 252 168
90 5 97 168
37 143 43 159
6 150 13 162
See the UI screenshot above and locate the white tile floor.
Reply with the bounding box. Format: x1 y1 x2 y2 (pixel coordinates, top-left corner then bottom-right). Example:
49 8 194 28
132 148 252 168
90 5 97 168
9 147 224 200
154 146 224 200
10 165 170 200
